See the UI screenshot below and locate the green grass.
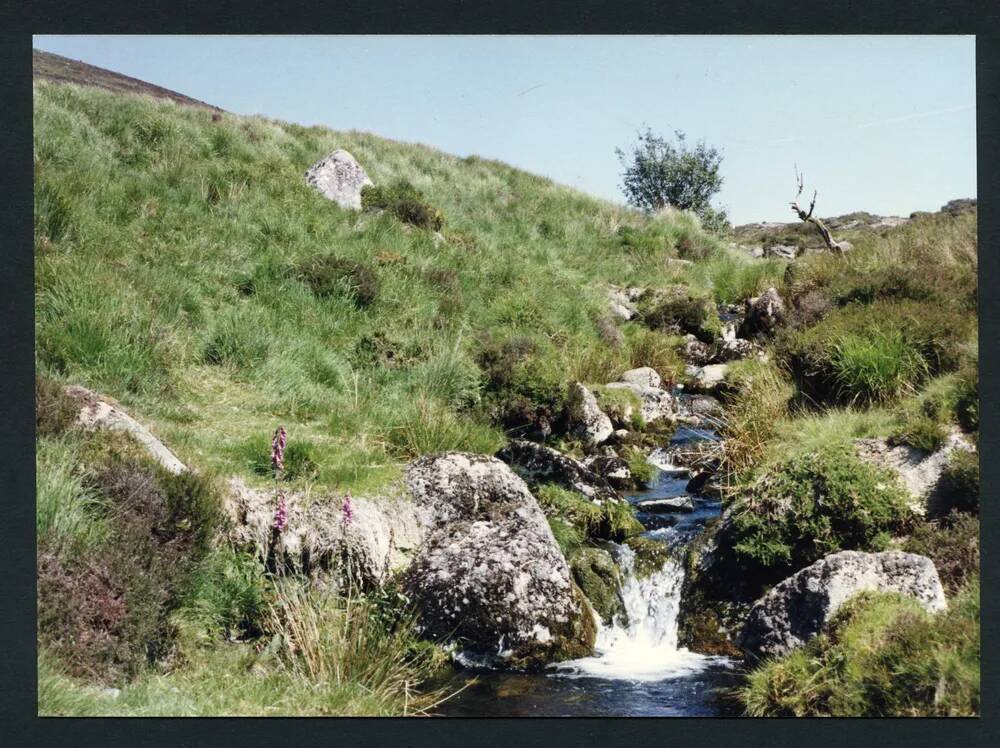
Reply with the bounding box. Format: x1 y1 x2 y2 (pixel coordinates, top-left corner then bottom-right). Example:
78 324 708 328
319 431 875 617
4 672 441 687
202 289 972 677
36 437 110 555
33 80 732 494
741 580 980 717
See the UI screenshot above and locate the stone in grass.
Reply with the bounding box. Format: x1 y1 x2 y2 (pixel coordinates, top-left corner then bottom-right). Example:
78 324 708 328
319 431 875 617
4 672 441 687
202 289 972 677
738 550 947 662
305 149 373 210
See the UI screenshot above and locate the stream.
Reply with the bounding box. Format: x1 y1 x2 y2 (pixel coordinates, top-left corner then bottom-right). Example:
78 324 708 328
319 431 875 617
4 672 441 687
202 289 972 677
436 420 742 717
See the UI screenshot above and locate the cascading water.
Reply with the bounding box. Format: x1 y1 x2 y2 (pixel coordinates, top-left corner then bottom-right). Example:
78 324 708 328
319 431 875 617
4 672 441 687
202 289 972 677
552 543 716 682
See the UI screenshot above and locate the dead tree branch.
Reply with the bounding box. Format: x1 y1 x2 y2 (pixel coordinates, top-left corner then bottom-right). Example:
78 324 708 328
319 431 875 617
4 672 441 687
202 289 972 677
789 165 845 254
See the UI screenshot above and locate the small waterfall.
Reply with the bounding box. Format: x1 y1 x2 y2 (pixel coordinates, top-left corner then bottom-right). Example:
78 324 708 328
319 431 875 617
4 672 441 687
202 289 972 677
553 543 715 682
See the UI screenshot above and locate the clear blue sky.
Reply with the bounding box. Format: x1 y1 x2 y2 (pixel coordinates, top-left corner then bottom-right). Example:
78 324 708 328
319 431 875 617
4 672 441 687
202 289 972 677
34 35 976 224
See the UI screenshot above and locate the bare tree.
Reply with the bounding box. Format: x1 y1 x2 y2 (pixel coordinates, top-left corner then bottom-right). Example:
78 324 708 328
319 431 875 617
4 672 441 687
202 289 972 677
790 166 847 254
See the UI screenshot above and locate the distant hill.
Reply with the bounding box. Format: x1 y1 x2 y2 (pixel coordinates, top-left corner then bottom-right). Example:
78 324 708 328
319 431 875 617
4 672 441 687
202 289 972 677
33 48 223 112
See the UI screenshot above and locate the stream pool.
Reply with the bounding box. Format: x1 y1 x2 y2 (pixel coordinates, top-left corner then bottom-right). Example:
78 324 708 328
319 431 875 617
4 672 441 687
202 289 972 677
436 426 742 717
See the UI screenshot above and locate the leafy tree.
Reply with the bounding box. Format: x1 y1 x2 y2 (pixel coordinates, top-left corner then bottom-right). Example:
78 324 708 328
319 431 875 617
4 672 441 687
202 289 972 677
616 128 729 234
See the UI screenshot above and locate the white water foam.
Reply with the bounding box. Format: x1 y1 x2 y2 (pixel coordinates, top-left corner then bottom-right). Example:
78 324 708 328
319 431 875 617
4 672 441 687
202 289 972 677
552 544 724 682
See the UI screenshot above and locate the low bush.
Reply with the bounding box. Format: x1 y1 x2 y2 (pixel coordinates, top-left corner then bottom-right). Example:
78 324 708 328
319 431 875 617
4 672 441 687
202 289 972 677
38 451 222 683
536 483 642 543
903 512 978 594
626 448 655 487
295 254 380 307
730 444 912 581
361 181 444 231
202 310 271 369
741 581 980 716
639 285 721 344
178 547 269 641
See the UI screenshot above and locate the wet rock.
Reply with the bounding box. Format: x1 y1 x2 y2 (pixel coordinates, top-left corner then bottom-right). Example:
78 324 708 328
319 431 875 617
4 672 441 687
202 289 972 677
304 149 374 210
634 496 695 513
65 385 186 474
682 335 713 366
582 455 633 490
567 382 614 446
854 431 976 515
403 453 595 669
738 550 947 662
497 439 620 504
570 546 627 626
737 287 786 339
713 338 754 363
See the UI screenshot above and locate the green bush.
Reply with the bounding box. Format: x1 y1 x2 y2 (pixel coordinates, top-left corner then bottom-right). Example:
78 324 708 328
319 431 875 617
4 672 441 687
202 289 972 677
829 328 927 405
639 285 721 343
361 180 444 231
731 444 912 580
296 255 380 307
741 581 980 717
179 547 268 640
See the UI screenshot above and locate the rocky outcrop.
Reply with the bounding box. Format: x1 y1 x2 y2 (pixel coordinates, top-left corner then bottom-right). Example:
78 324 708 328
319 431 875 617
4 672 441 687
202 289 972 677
619 366 662 390
65 386 186 474
224 478 426 585
738 550 947 662
765 243 798 260
737 287 786 339
497 439 620 504
305 149 373 210
854 431 976 515
403 453 595 669
681 335 713 366
607 286 643 321
567 382 614 446
713 338 754 363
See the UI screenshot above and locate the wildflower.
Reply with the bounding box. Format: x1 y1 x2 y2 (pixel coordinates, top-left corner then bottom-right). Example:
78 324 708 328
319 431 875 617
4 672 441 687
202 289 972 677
341 492 354 525
273 492 288 532
271 426 287 475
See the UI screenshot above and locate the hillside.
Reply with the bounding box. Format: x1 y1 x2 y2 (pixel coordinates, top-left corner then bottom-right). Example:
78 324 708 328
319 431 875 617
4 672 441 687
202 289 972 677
34 72 979 718
34 49 224 111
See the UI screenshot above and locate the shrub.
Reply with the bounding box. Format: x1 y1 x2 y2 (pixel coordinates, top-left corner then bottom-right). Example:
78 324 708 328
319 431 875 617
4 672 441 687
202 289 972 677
38 455 223 681
639 286 721 344
615 128 728 234
626 448 655 487
36 375 79 438
179 547 268 641
296 255 380 307
741 581 980 716
361 181 444 231
904 512 978 594
730 444 912 581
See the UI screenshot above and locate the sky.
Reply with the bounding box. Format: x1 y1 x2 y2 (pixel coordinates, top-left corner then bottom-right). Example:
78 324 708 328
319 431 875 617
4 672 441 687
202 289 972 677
34 35 977 224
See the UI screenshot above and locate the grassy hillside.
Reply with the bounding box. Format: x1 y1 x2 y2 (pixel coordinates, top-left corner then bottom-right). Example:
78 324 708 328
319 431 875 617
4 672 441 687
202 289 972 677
35 79 773 493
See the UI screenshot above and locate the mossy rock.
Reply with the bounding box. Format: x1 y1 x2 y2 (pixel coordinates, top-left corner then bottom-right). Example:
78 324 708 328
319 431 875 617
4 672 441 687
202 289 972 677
570 546 627 626
590 384 642 427
624 535 671 578
504 581 597 670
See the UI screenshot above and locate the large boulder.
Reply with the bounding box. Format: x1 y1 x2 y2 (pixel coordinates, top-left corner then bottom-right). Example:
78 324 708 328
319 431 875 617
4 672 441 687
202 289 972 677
854 432 976 515
567 382 614 446
403 453 595 669
619 366 662 390
65 386 186 474
738 550 947 661
737 287 786 339
305 149 373 210
224 478 426 585
496 439 620 504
